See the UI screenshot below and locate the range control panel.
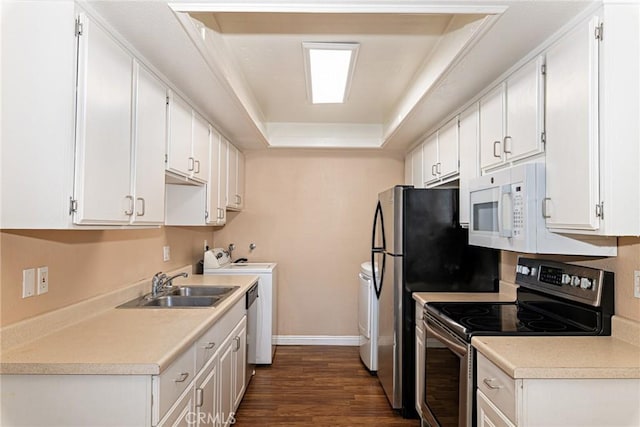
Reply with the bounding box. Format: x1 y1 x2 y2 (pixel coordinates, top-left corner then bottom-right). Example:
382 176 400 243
515 257 612 307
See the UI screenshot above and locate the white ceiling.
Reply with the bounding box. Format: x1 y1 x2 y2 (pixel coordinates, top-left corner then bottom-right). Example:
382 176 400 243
88 1 596 152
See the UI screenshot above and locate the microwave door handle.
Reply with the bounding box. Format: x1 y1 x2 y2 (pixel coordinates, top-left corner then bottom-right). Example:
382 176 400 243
499 184 513 238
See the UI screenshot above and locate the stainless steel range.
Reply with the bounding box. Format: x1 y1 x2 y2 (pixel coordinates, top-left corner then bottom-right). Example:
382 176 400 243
420 257 614 427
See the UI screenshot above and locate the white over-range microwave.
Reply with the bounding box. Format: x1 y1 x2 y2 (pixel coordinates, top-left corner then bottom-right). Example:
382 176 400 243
468 163 617 256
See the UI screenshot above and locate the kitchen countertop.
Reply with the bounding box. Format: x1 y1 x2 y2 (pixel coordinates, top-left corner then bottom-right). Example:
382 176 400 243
412 281 518 306
0 274 258 376
472 322 640 380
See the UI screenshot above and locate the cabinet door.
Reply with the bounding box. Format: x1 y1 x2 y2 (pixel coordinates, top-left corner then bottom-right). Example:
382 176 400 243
410 144 424 188
132 64 166 224
415 326 425 418
504 57 544 162
479 84 505 170
158 384 195 427
458 103 480 225
192 114 211 184
207 129 223 225
477 391 516 427
422 133 439 185
219 338 234 427
232 318 247 411
74 14 133 225
167 95 193 177
236 150 245 210
196 355 219 427
438 116 459 179
226 143 239 210
219 139 229 217
545 15 601 231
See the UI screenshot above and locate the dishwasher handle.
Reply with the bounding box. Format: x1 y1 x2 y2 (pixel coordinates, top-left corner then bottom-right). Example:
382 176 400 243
246 282 259 309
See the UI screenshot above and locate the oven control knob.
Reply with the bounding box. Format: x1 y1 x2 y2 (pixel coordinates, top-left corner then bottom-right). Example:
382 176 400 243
520 266 530 275
571 276 581 287
580 278 592 290
561 274 571 285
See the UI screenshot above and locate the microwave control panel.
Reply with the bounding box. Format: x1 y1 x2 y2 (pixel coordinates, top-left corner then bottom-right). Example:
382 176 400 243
512 184 524 236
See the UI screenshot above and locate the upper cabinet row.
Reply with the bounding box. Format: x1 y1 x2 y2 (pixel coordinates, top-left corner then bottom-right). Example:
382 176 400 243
0 2 244 229
405 3 640 236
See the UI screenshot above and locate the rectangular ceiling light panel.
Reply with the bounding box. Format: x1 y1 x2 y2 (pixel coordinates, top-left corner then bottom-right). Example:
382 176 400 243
303 42 359 104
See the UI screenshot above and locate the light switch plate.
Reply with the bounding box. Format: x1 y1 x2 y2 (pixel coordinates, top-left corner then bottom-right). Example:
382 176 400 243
22 268 36 298
163 246 171 262
634 271 640 299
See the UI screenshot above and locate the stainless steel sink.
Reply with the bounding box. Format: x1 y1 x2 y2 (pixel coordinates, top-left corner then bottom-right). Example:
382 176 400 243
171 286 238 297
140 295 219 307
117 285 239 309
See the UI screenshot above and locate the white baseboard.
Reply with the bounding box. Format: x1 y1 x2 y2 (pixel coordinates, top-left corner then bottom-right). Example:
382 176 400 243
274 335 360 346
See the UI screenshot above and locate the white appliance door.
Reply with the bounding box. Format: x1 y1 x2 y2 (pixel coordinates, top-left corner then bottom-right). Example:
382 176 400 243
358 273 371 339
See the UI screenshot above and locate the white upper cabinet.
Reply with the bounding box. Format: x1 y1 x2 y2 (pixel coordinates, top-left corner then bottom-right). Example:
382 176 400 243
73 13 133 225
545 4 640 236
458 103 480 226
423 116 459 187
480 56 545 172
167 94 209 184
207 129 226 225
131 64 168 225
404 143 424 188
226 142 244 211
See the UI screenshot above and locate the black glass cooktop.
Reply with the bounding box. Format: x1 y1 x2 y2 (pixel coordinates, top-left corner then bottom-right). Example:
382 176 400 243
425 301 598 339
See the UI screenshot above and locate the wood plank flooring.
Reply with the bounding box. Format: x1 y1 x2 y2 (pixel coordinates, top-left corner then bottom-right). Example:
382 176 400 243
233 346 420 426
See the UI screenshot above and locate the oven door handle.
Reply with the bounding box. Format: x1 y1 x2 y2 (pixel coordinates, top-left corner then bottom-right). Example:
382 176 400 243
425 320 468 357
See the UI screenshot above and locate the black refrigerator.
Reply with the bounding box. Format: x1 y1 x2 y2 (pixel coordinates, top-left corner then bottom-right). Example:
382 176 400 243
371 186 499 418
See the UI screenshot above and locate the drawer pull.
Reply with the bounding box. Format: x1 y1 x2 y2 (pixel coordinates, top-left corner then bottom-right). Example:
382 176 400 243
203 342 216 350
174 372 189 383
483 378 503 390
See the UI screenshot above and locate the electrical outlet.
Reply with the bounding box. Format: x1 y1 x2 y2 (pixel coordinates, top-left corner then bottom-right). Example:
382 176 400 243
634 271 640 299
37 266 49 295
22 268 36 298
163 246 171 262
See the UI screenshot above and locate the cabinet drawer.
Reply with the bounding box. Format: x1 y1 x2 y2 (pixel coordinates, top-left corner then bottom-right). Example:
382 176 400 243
476 353 517 423
153 345 196 424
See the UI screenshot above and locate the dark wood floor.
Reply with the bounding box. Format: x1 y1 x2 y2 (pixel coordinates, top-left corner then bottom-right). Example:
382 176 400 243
233 346 421 426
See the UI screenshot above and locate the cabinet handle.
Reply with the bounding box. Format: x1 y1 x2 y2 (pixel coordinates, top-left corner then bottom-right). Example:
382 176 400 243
194 159 200 174
493 140 501 158
234 336 241 352
542 198 551 219
203 341 215 350
431 164 437 177
174 372 189 383
238 195 242 205
436 162 441 174
483 378 503 390
503 136 512 154
188 157 195 172
136 197 145 216
195 388 204 408
124 195 134 216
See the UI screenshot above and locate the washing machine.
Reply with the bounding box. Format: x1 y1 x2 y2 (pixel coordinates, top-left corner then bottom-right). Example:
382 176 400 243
204 248 278 364
358 261 379 372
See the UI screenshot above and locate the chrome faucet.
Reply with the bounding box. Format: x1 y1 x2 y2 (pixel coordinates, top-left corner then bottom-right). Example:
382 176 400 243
151 272 188 297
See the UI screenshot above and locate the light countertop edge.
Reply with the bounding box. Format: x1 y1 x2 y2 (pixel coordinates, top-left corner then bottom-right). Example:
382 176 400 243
0 274 259 376
412 281 518 306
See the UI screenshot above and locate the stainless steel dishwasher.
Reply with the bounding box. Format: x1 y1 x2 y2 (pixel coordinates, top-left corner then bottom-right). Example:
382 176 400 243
245 282 259 386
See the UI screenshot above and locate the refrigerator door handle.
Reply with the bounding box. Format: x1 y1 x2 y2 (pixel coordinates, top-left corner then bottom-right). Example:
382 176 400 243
371 201 386 300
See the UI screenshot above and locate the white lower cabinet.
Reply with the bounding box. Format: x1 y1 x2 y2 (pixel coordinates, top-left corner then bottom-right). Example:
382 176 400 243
414 302 425 419
476 353 640 427
0 298 249 427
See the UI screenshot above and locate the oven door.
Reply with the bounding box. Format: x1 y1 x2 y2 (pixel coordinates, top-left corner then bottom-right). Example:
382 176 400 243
422 316 473 427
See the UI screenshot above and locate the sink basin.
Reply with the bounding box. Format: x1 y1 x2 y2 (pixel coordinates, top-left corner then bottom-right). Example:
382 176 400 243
117 285 239 309
171 286 238 297
141 295 218 307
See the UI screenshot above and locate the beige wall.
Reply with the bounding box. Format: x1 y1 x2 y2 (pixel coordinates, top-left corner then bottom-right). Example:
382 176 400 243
501 237 640 322
213 149 404 337
0 227 214 326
